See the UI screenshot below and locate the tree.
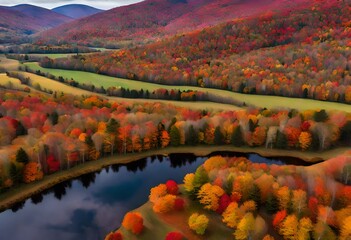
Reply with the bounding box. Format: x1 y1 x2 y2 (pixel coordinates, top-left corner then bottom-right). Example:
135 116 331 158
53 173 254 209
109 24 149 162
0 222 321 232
153 194 176 213
9 162 22 184
193 166 209 189
279 214 298 240
105 232 123 240
187 125 198 145
166 180 179 195
174 198 185 211
197 183 225 211
297 217 313 240
313 109 328 122
273 210 287 229
16 148 29 164
161 130 170 148
149 184 168 203
23 162 43 183
298 131 312 150
313 221 336 240
292 189 307 216
169 125 180 146
183 173 195 192
214 126 224 145
232 126 244 146
188 213 209 235
276 186 291 210
222 202 240 228
234 212 255 240
275 131 287 149
340 216 351 240
122 212 144 235
165 232 184 240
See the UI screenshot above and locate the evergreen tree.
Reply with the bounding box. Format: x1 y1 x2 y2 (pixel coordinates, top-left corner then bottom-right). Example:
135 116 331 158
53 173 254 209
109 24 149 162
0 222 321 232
50 111 59 125
248 119 255 132
266 194 279 213
106 118 119 134
187 125 198 146
248 184 261 207
275 131 287 149
214 126 224 145
9 163 22 184
170 125 181 146
231 126 244 146
313 109 328 122
16 148 29 164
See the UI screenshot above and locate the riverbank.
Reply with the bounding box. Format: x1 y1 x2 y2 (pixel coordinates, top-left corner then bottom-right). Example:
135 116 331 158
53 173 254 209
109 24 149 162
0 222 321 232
0 145 348 212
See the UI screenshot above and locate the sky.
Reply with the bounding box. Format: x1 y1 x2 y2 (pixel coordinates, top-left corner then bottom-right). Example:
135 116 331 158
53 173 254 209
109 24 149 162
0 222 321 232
0 0 144 10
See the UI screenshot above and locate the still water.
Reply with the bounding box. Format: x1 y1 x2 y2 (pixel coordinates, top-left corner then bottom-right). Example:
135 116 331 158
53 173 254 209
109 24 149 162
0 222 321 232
0 152 309 240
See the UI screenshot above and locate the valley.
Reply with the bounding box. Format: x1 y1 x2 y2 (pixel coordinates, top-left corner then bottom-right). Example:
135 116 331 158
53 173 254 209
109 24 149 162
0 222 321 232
0 0 350 239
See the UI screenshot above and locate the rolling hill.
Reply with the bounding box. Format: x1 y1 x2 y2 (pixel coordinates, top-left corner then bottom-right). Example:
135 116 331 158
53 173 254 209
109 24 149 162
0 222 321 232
37 0 312 48
0 4 72 43
52 4 103 19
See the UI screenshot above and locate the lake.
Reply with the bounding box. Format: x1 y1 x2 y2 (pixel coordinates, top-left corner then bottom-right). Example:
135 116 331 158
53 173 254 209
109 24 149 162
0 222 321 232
0 152 310 240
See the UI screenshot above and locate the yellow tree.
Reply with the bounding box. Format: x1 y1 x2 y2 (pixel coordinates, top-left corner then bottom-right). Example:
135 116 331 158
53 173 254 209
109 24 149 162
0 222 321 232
297 217 313 240
292 189 307 216
233 172 254 201
276 186 291 210
234 212 255 240
279 214 298 240
298 131 312 151
222 202 240 228
183 173 195 192
197 183 225 211
203 156 227 172
340 216 351 240
149 184 167 203
188 213 209 235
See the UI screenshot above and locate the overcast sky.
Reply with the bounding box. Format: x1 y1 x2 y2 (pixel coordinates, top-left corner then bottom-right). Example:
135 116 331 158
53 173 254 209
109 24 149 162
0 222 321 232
0 0 144 10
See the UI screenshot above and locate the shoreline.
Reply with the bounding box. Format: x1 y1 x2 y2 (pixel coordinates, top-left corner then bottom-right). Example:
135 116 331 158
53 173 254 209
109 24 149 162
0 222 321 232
0 145 348 212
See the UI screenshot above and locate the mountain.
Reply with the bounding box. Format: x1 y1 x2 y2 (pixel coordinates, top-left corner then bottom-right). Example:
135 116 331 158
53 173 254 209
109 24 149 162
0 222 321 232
0 4 72 43
37 0 311 48
52 4 103 19
11 4 72 28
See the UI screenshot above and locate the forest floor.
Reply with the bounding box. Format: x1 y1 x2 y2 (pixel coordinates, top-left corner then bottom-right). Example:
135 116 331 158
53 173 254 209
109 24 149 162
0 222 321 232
0 145 348 213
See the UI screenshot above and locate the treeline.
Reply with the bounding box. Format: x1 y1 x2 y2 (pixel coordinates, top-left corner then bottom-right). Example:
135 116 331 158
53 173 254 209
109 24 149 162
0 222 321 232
15 65 246 107
0 89 350 192
40 0 351 104
2 44 97 54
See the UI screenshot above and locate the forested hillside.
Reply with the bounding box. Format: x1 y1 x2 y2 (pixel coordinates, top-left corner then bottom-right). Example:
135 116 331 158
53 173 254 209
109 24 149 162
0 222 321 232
42 0 351 103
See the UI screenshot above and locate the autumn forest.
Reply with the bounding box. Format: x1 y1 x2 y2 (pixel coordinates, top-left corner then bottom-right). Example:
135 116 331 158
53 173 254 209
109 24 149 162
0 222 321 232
0 0 350 239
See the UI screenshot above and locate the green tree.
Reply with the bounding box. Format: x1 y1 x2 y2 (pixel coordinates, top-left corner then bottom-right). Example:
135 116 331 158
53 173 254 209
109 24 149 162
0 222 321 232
9 162 22 184
16 148 29 164
49 111 59 125
232 126 244 146
266 194 279 213
106 118 119 134
313 109 328 122
193 166 209 189
187 125 198 145
275 131 287 149
169 125 180 146
214 126 224 145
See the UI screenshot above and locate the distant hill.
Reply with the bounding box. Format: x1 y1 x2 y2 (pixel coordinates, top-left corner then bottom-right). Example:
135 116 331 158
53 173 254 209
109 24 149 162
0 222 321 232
11 4 72 27
52 4 103 19
0 4 72 43
37 0 312 48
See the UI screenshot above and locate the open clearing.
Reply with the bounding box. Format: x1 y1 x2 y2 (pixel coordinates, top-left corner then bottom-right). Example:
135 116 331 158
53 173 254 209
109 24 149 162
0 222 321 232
0 55 20 71
23 62 351 112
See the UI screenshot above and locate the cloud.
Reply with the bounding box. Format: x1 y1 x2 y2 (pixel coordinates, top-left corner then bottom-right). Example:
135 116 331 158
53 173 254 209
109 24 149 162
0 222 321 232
0 0 143 10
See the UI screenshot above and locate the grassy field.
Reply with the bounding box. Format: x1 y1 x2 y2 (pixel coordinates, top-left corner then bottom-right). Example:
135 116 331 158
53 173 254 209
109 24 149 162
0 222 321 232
0 55 20 71
23 62 351 112
0 145 347 212
13 71 241 111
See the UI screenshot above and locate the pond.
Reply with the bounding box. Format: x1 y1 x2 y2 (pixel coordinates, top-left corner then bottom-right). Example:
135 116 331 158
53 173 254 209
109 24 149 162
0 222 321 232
0 152 311 240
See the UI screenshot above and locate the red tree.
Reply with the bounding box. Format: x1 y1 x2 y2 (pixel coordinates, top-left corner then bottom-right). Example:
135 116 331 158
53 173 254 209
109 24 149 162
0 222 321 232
165 232 184 240
216 193 231 214
174 198 185 211
166 180 179 195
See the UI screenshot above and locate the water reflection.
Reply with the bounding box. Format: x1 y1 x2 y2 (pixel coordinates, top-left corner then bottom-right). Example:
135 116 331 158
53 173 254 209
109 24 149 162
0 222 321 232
0 152 307 240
